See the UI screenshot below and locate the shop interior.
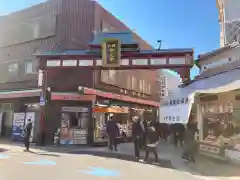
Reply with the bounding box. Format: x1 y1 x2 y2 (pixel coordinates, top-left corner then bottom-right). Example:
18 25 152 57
92 106 130 143
60 106 89 145
201 102 240 149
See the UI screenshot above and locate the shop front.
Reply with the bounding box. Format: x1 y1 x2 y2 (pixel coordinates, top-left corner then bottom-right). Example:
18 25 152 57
199 91 240 161
0 89 41 141
159 68 240 163
92 105 130 144
60 106 90 145
46 90 159 145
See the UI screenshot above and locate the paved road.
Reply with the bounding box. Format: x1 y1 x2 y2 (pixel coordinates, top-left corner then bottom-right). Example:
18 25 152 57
0 150 212 180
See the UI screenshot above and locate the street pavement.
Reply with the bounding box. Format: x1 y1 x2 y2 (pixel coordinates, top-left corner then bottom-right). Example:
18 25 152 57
0 141 240 180
0 150 215 180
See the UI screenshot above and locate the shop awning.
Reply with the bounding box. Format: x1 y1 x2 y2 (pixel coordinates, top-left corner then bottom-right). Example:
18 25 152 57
0 89 41 99
159 68 240 124
83 87 159 107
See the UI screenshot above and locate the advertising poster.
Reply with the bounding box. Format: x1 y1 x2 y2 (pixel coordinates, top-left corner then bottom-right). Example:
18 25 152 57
12 113 25 141
25 112 35 142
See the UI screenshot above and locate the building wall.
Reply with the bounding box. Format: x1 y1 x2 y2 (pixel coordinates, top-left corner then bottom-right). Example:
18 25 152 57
94 3 158 100
196 46 240 79
158 70 181 98
0 0 158 101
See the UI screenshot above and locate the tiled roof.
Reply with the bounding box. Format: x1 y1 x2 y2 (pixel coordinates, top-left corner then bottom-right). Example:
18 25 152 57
195 46 232 67
195 60 240 79
90 31 137 45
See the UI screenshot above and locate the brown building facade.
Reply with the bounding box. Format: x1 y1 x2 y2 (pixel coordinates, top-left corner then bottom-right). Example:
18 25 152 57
0 0 161 143
0 0 158 100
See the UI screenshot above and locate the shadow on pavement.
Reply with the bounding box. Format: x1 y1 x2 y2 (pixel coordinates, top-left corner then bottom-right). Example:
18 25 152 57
68 150 174 169
191 154 240 178
0 148 8 153
27 150 61 157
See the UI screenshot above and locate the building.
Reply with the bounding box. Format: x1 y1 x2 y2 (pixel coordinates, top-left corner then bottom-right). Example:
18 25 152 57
35 31 193 145
0 0 158 139
158 70 181 98
160 44 240 163
217 0 240 46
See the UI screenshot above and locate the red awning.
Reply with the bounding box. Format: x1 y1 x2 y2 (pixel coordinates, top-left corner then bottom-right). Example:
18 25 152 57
83 87 159 107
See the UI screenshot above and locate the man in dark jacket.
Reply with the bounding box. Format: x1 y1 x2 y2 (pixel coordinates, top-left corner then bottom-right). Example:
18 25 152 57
140 121 159 163
106 114 120 151
182 122 198 163
24 118 33 151
132 116 143 159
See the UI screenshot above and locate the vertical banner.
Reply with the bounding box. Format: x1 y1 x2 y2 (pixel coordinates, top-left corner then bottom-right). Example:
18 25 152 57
0 112 3 136
102 38 121 67
12 113 25 141
25 112 35 142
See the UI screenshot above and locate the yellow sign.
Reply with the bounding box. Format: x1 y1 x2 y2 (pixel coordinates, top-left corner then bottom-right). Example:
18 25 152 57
102 39 121 66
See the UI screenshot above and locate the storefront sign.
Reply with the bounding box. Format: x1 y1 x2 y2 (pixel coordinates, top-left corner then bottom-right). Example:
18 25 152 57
159 102 192 124
102 38 121 66
12 113 25 141
51 93 96 101
61 107 89 112
93 106 129 113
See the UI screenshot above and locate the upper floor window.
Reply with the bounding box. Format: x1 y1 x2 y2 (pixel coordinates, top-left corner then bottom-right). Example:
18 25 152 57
147 83 151 94
8 63 19 74
25 60 35 74
142 80 146 93
139 79 143 92
131 76 136 90
108 70 116 82
127 76 131 89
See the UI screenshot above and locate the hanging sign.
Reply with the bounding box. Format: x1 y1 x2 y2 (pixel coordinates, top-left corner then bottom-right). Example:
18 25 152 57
159 98 193 124
102 38 121 67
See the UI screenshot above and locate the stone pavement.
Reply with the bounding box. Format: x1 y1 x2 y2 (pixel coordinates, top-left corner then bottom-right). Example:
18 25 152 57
0 139 240 179
0 150 205 180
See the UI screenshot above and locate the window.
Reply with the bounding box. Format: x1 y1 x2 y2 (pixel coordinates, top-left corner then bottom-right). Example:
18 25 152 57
100 70 109 83
127 76 131 89
25 60 34 74
131 76 136 90
8 63 18 73
142 80 146 93
108 70 116 81
139 79 143 92
147 83 151 94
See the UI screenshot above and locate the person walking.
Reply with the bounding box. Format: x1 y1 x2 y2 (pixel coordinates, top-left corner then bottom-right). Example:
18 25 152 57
182 122 198 163
132 116 144 160
140 121 159 164
173 123 185 148
106 114 120 151
140 119 147 149
23 118 33 151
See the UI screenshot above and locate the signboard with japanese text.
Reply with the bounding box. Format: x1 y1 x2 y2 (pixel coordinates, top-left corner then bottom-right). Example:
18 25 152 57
102 38 121 66
159 96 193 124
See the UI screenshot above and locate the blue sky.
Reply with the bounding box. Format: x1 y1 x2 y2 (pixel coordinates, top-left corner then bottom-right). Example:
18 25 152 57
0 0 220 78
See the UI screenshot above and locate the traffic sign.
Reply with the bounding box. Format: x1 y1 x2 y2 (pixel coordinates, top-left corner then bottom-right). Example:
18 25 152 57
40 92 45 106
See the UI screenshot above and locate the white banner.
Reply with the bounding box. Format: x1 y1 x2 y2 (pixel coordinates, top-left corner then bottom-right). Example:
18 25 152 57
159 99 193 124
0 113 3 135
